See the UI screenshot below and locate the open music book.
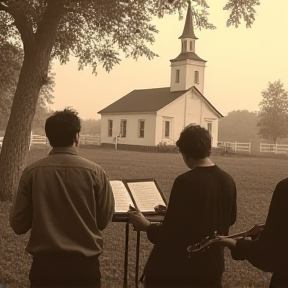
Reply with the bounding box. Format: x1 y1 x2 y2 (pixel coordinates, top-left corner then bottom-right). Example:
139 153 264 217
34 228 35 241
110 179 167 215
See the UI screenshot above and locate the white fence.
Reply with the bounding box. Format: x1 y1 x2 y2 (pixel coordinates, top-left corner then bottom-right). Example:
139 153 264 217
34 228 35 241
218 141 251 153
260 143 288 154
0 134 100 150
79 135 101 145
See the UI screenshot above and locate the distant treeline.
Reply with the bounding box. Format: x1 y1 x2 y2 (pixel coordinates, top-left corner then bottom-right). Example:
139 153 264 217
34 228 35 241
31 118 101 136
219 110 288 153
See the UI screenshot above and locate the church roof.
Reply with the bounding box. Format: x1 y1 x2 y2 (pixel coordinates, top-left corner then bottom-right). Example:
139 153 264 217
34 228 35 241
179 0 198 40
98 86 223 118
98 87 188 114
192 86 223 118
170 52 206 63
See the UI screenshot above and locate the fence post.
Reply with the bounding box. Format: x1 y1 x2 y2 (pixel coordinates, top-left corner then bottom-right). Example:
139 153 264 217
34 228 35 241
235 141 237 153
115 136 118 150
275 143 278 154
249 142 251 153
29 131 32 151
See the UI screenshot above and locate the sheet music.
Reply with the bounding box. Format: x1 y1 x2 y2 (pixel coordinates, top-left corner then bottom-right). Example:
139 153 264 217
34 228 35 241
126 181 166 212
110 180 135 213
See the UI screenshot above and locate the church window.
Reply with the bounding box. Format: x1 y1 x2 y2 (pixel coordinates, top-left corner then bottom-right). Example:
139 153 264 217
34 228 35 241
207 122 212 135
120 120 127 137
176 69 180 83
164 121 170 138
190 41 193 51
194 71 199 84
108 120 113 137
138 120 145 138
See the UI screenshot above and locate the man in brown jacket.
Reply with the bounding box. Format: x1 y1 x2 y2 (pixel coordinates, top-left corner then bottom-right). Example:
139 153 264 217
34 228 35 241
10 108 115 288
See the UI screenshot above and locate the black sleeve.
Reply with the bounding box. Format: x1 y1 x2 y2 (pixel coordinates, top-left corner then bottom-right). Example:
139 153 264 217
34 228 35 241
231 180 287 272
230 181 237 226
146 177 183 244
146 223 163 244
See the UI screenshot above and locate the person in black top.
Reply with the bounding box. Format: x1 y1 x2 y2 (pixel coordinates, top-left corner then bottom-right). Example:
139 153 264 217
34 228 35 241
128 124 237 288
214 179 288 288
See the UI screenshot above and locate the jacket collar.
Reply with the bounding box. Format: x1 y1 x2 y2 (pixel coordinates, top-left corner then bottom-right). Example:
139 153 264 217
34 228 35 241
49 146 78 156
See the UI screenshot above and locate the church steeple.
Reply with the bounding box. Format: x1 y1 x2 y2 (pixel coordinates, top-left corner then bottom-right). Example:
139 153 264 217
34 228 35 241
170 0 207 93
179 0 198 40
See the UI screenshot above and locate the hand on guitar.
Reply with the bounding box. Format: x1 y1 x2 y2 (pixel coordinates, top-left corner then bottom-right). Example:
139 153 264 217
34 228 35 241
248 223 264 240
154 204 167 215
187 223 265 255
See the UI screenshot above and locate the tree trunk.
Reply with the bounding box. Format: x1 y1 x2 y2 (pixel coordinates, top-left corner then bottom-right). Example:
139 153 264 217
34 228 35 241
0 2 64 201
0 53 47 201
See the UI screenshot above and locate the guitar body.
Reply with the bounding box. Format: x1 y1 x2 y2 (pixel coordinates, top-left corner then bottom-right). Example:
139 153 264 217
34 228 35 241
187 223 265 255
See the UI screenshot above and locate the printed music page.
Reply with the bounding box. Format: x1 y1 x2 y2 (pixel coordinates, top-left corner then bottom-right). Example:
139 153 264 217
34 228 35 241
110 180 135 213
126 181 166 213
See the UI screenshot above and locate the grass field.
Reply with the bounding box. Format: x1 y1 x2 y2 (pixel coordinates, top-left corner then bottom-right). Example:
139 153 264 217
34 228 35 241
1 147 288 288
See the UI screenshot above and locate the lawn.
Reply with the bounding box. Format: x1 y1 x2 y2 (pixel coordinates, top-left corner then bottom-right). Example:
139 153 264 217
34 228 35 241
1 147 288 288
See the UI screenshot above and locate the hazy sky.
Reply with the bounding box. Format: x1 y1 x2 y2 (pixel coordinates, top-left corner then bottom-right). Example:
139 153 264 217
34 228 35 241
51 0 288 120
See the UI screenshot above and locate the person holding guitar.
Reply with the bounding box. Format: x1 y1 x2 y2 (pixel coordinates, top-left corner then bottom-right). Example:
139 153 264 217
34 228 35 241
128 125 237 288
201 179 288 288
187 178 288 288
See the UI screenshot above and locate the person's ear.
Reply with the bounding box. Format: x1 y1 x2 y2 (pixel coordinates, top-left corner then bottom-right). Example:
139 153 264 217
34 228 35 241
74 133 80 147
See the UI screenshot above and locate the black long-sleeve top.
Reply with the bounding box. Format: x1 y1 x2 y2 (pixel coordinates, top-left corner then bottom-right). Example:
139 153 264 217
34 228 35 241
143 165 237 285
231 178 288 286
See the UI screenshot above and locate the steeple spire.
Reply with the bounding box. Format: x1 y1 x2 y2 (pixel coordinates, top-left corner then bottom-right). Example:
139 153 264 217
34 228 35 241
179 0 198 40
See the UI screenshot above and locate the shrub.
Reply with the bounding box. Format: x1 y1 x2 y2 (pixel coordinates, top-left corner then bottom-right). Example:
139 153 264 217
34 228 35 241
157 142 179 154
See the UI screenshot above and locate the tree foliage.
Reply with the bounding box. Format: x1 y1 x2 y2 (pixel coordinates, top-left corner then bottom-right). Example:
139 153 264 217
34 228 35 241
0 0 261 76
257 80 288 144
81 119 101 135
223 0 260 28
219 110 259 142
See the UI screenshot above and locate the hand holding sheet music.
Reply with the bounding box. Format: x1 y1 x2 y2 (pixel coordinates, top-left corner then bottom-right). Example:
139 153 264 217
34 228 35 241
127 207 151 231
126 181 166 213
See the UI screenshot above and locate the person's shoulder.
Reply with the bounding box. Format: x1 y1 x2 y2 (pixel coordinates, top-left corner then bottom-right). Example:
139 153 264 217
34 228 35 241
23 156 49 172
275 177 288 192
214 165 235 180
77 156 106 173
175 170 192 181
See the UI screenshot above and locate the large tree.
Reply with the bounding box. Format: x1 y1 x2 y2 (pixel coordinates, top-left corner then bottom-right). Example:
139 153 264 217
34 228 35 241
0 41 55 130
257 80 288 144
0 0 260 201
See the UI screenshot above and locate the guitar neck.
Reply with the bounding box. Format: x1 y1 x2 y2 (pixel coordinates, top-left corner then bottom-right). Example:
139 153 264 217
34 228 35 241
226 232 249 239
225 224 265 239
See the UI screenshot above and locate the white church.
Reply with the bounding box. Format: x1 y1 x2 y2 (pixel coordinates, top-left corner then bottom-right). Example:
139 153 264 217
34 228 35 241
98 1 223 148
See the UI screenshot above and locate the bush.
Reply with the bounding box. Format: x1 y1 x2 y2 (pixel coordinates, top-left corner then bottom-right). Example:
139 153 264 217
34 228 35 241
157 142 179 153
211 147 226 156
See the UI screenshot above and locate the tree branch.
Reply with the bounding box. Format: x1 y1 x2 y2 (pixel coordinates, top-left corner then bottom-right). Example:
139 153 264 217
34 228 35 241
63 7 89 18
0 1 36 48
